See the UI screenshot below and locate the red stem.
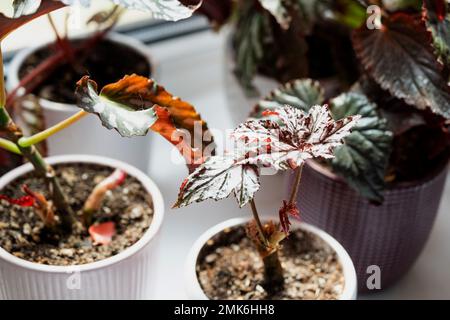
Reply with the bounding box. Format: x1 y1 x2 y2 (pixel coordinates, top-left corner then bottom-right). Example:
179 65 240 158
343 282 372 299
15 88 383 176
6 28 112 108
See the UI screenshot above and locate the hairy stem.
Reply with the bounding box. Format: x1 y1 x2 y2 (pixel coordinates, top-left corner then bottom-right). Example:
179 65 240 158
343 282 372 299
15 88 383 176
289 164 304 204
0 46 74 231
249 199 284 292
249 199 269 247
18 110 87 148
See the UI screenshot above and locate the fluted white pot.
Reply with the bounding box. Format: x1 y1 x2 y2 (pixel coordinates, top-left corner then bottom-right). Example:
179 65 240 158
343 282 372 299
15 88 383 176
185 217 357 300
0 155 164 300
7 33 155 173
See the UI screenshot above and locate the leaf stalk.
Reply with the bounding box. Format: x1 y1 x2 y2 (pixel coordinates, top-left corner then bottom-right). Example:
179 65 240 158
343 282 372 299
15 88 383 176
288 164 304 204
0 137 22 155
18 110 87 148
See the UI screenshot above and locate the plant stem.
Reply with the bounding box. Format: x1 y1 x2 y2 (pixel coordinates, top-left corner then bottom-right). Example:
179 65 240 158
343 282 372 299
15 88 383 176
0 45 75 232
47 13 74 61
47 13 62 41
0 137 22 154
249 199 284 293
249 199 269 247
18 110 87 148
263 250 284 295
0 43 5 108
289 163 304 204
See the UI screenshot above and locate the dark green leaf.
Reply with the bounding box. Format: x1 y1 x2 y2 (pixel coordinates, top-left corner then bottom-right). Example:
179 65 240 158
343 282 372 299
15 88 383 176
233 2 274 95
330 92 393 203
251 79 324 118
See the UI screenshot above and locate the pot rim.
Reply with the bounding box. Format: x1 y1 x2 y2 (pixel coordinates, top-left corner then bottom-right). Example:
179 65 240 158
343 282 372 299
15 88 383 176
306 159 449 190
185 217 357 300
6 32 154 113
0 154 165 273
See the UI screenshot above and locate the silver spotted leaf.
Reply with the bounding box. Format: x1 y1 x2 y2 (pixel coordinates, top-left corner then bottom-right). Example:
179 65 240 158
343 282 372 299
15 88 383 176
176 105 358 209
62 0 200 21
234 105 360 170
175 156 260 208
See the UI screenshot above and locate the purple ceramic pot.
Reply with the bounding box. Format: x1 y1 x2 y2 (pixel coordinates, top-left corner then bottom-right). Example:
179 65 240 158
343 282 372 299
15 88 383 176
294 160 448 292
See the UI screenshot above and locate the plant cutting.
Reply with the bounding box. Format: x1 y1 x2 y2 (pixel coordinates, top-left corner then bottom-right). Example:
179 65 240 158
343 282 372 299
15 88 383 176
176 104 360 299
0 0 209 299
248 0 450 289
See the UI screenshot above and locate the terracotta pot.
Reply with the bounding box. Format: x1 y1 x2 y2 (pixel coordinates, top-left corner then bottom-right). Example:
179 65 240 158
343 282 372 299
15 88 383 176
0 155 164 299
185 217 358 300
293 160 448 292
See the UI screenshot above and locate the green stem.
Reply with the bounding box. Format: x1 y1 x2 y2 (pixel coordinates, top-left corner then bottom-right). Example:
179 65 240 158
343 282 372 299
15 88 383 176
18 110 87 148
0 45 74 232
19 145 74 231
0 137 22 154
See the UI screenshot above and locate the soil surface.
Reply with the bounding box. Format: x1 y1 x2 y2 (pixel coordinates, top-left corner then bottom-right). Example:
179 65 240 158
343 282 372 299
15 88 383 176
19 38 151 104
0 163 153 265
197 226 344 300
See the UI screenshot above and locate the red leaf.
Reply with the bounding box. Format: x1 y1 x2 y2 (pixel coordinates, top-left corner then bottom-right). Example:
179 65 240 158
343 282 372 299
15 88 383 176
0 0 65 40
278 200 300 234
0 194 34 207
261 110 279 117
89 222 116 245
352 13 450 118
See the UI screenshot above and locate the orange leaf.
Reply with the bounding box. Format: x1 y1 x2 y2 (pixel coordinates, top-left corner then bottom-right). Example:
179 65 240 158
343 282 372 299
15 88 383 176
151 106 204 172
76 74 214 172
100 74 208 138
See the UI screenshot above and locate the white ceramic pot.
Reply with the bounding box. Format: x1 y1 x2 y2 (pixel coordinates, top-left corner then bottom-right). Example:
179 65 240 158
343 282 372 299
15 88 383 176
223 29 279 126
7 33 156 173
185 217 357 300
0 155 164 300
